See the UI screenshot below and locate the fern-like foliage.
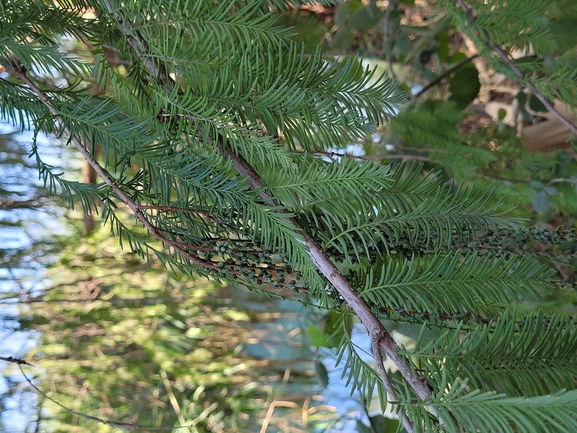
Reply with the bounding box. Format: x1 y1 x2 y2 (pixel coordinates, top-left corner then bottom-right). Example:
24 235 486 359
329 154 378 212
442 0 557 54
406 311 577 398
355 252 557 317
2 0 577 431
306 170 515 262
407 386 577 433
390 311 577 432
30 134 107 214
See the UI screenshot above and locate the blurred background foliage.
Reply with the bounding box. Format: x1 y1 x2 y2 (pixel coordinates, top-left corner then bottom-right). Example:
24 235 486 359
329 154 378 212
286 0 577 224
2 0 577 432
26 228 340 432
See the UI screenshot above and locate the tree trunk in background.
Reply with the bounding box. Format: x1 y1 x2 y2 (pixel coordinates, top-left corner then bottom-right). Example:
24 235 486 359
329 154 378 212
81 44 123 235
81 143 97 235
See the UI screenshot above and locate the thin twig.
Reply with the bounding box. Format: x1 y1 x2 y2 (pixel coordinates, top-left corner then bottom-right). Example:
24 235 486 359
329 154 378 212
379 154 433 161
414 54 479 99
17 365 188 430
137 204 224 224
371 333 414 433
137 204 213 215
304 150 434 162
453 0 577 135
0 356 33 366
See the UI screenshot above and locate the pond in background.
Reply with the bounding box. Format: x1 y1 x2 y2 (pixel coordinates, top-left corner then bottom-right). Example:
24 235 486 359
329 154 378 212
0 122 382 433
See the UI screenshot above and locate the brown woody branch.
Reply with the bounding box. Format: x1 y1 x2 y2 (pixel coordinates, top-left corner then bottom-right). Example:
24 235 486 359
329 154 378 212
218 103 421 433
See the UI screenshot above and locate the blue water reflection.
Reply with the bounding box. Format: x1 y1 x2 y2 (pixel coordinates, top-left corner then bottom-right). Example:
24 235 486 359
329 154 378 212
0 121 80 433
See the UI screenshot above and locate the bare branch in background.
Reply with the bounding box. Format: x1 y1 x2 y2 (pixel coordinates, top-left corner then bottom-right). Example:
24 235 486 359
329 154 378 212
454 0 577 135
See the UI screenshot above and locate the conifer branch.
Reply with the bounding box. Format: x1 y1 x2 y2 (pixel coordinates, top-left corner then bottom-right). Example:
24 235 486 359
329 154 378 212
453 0 577 135
7 2 456 427
3 80 292 293
97 2 457 428
7 67 222 275
220 120 449 425
6 2 577 431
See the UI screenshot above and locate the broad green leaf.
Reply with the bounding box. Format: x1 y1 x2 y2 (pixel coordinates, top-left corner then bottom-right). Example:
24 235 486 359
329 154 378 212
529 94 550 113
448 66 480 109
307 324 332 348
351 6 384 31
314 359 330 388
